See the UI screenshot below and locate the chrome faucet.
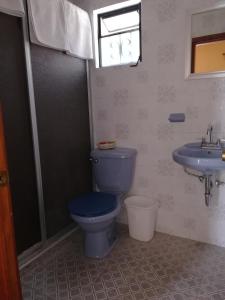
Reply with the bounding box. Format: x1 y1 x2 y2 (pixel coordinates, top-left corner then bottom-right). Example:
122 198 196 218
201 124 225 149
206 125 213 144
201 125 217 149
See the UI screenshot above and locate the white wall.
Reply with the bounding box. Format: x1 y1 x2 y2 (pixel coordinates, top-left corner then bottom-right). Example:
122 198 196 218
83 0 225 247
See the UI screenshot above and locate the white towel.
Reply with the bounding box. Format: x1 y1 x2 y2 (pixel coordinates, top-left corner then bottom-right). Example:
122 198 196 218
65 1 93 60
27 0 93 60
0 0 24 17
27 0 67 51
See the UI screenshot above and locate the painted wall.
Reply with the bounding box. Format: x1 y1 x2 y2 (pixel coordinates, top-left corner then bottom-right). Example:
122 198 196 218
82 0 225 247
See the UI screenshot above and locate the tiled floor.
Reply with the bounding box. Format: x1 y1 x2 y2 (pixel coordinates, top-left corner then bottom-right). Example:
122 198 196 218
20 225 225 300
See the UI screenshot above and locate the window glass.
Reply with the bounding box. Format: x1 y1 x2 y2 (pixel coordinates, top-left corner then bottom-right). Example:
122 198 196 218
97 3 141 68
100 11 140 36
101 30 140 67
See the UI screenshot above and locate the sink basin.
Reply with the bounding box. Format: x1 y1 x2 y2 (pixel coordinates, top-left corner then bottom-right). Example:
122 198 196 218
173 142 225 174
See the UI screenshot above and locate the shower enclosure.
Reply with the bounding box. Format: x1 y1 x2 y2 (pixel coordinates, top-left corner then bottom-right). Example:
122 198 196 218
0 9 92 255
0 12 41 254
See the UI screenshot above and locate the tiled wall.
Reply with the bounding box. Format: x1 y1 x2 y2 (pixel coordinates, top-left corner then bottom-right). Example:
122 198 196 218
82 0 225 247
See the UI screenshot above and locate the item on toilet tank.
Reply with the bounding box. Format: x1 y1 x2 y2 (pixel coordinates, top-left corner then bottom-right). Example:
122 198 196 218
168 113 185 123
97 140 116 150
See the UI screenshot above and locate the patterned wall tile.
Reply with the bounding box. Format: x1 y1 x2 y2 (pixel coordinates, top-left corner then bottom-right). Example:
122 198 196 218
86 0 225 247
115 123 129 140
210 80 225 102
156 193 175 212
157 160 175 176
156 0 177 23
208 208 225 221
137 176 150 189
184 181 198 195
97 109 108 121
157 124 174 141
141 28 150 45
212 121 223 134
137 70 150 84
137 143 149 155
183 217 197 231
185 106 199 120
158 43 176 64
137 108 149 120
113 89 129 106
157 85 176 103
95 75 106 88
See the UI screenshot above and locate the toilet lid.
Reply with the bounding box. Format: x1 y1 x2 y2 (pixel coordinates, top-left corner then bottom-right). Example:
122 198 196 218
68 192 117 217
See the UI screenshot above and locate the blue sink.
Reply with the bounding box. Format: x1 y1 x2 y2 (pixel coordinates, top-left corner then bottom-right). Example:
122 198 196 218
173 143 225 174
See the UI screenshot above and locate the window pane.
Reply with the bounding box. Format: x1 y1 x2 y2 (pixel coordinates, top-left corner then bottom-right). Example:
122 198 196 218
101 11 140 36
100 30 140 67
101 35 121 67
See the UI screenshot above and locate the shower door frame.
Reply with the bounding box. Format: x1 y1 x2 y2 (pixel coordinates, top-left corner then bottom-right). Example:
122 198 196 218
21 1 47 242
20 0 94 245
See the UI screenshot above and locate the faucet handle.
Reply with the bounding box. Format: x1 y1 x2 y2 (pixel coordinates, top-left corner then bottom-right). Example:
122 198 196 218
200 137 206 146
215 138 225 148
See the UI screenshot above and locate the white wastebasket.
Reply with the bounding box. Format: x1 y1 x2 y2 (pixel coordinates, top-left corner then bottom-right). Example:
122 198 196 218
125 196 158 242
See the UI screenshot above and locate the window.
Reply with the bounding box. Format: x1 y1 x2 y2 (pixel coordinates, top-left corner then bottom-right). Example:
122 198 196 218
95 2 142 68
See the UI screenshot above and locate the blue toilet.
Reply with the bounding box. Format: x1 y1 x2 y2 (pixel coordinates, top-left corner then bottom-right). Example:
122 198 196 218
68 147 137 258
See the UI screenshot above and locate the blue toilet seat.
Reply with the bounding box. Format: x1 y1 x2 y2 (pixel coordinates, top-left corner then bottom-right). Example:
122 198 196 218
68 192 118 217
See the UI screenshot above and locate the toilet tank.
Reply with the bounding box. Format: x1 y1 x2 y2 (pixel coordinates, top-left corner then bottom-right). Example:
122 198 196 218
90 147 137 193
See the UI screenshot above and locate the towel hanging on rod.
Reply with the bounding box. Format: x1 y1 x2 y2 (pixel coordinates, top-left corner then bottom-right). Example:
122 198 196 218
27 0 67 52
64 1 93 60
0 0 24 17
27 0 93 60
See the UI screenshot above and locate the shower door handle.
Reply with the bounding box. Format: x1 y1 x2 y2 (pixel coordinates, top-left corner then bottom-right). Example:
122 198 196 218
0 170 8 187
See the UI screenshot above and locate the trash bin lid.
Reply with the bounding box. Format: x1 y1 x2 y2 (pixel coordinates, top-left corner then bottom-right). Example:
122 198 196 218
91 147 137 159
68 192 117 217
125 196 157 209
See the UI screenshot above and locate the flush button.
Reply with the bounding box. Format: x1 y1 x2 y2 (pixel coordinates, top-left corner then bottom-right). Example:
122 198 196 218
89 157 99 164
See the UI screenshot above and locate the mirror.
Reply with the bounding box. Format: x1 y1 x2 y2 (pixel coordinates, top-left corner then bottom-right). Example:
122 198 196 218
189 5 225 77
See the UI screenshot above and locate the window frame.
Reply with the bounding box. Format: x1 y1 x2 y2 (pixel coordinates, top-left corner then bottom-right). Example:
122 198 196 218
97 3 142 68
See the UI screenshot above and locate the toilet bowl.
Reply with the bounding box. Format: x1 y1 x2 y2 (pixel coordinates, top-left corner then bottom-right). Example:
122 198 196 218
69 192 123 258
68 147 137 258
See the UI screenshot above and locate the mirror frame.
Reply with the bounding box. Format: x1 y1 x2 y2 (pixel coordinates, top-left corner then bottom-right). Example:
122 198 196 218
185 1 225 80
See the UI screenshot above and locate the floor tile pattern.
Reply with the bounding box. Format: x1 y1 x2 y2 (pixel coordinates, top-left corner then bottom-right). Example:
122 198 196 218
20 226 225 300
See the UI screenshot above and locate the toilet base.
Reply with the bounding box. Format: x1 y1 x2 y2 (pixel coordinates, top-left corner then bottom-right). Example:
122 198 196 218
85 221 117 258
